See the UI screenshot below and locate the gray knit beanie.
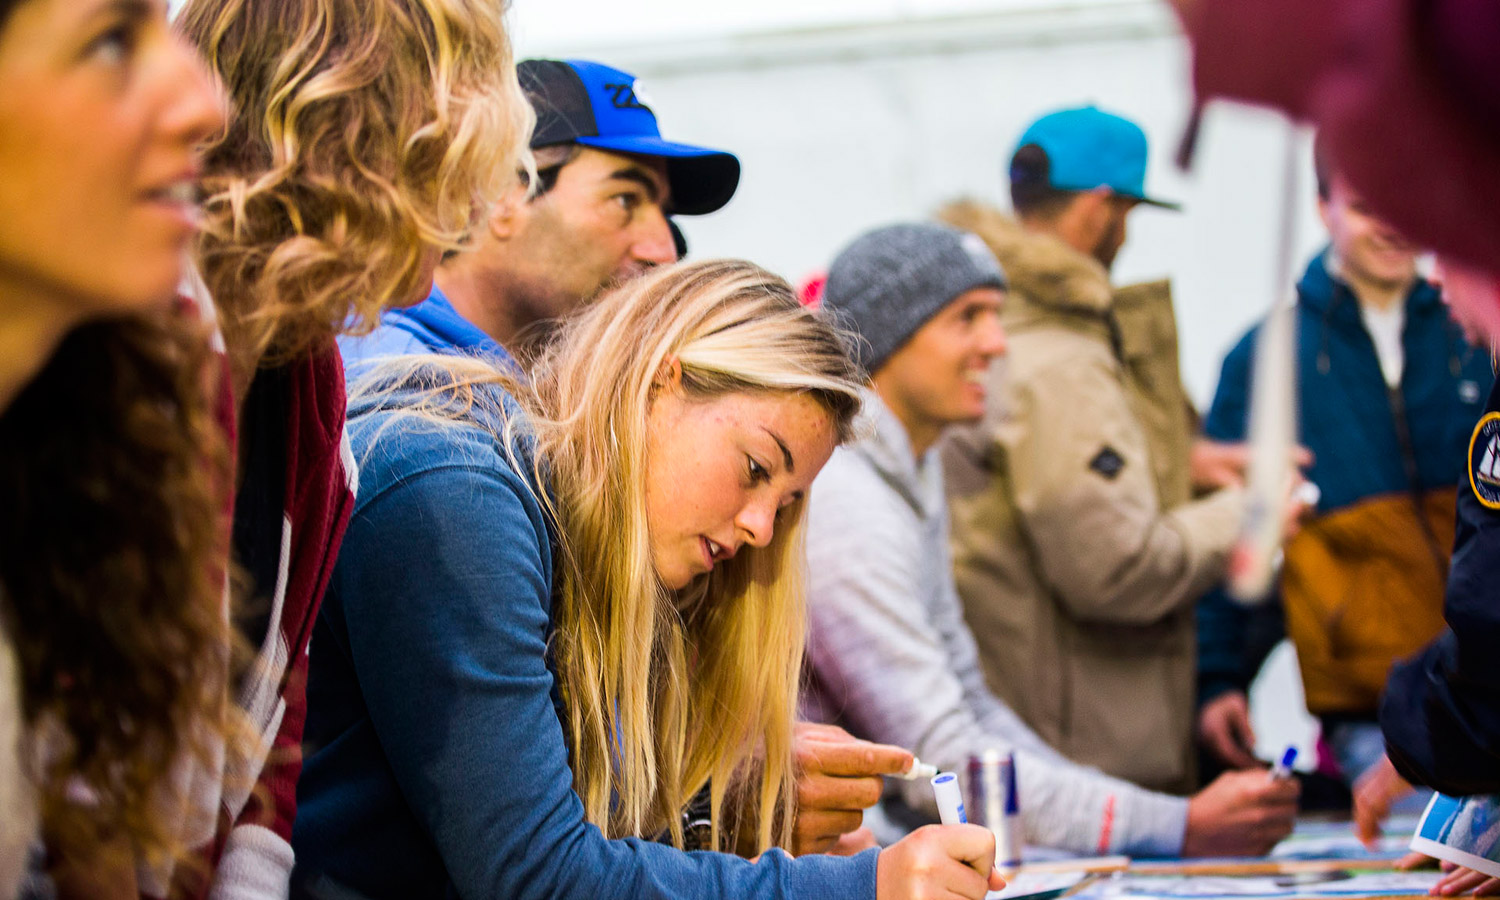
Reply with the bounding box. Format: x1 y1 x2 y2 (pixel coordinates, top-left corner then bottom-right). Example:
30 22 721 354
822 222 1007 375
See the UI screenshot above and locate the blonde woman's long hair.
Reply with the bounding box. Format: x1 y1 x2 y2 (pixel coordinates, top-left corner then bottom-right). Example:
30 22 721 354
178 0 534 366
533 260 861 853
352 259 863 853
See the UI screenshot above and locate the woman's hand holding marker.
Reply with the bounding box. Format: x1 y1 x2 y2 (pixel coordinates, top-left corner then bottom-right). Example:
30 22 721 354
877 823 1006 900
874 772 1007 899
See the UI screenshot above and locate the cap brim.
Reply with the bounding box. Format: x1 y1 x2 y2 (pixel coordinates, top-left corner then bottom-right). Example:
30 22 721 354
1128 193 1182 213
575 135 741 215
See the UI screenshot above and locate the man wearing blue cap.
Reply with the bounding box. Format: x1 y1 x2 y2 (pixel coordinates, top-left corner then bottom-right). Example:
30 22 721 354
938 106 1260 797
340 58 740 368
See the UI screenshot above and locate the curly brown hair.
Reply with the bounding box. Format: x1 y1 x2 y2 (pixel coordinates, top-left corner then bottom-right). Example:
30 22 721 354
0 313 233 870
180 0 534 371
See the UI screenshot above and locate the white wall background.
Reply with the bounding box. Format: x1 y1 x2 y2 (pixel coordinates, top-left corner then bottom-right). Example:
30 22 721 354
511 0 1330 409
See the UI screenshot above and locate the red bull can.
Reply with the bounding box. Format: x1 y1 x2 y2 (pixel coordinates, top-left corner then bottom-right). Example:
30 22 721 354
968 748 1022 868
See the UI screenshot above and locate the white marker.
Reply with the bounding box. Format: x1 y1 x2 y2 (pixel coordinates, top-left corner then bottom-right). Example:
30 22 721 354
932 772 967 825
1268 745 1298 782
894 758 939 781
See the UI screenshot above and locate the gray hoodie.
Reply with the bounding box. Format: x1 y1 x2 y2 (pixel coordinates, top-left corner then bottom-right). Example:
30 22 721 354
802 390 1188 857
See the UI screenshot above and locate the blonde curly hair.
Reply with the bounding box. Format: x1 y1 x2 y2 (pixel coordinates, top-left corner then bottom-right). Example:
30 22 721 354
179 0 534 366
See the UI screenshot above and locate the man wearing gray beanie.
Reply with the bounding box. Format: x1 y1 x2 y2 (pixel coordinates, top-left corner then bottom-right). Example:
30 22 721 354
803 222 1299 859
823 223 1006 374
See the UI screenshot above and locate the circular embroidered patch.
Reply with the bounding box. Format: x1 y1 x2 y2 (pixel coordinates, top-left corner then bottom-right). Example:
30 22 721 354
1469 412 1500 510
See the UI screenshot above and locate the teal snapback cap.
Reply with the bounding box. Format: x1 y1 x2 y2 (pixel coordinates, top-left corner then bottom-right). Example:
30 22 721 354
1011 106 1179 210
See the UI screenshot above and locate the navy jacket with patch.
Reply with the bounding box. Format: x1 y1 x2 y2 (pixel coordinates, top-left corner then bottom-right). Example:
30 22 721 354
1382 376 1500 794
1197 250 1491 713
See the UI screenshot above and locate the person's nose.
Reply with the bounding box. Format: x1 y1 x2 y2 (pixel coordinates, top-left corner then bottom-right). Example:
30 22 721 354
734 497 778 549
633 206 678 267
978 313 1008 361
159 32 228 151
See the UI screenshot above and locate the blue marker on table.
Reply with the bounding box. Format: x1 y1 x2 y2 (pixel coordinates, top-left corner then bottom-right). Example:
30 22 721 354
1268 745 1298 782
932 772 967 825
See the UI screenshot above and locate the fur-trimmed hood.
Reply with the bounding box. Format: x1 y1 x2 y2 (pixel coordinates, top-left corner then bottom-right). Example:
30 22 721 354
936 198 1114 316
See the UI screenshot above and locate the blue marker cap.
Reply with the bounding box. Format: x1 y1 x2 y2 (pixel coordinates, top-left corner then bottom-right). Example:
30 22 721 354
1279 746 1298 769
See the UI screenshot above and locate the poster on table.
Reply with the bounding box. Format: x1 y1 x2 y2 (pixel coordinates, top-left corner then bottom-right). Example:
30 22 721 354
1411 793 1500 879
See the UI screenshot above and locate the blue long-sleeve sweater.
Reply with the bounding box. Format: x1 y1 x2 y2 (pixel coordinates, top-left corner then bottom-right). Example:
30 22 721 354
291 376 876 898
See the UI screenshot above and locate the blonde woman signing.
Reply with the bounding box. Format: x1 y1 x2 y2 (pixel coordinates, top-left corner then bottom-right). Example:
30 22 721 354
291 261 1004 899
165 0 533 894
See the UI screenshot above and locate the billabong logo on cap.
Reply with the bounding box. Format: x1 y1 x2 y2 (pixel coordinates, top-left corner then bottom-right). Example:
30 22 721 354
604 80 652 112
630 79 657 110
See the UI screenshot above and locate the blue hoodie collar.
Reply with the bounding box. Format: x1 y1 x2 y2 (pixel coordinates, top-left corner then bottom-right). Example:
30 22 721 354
388 286 518 368
1297 247 1439 325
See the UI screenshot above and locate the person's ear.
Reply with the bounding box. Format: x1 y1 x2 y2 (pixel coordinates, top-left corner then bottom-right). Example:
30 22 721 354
652 355 684 394
486 182 533 241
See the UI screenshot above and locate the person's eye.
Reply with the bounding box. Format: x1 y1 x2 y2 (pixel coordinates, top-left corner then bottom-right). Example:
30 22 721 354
747 456 770 485
86 21 138 66
613 192 643 213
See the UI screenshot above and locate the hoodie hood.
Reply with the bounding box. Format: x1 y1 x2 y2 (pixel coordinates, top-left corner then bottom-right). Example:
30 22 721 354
847 388 946 521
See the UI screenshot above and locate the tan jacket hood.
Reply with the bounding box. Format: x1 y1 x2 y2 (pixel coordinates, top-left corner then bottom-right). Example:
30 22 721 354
936 199 1113 318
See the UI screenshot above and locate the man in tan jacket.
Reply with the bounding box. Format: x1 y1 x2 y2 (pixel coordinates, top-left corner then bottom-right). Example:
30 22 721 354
939 106 1256 795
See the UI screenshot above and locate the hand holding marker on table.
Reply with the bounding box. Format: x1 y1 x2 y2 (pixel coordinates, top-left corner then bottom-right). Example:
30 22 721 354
927 769 1015 894
1268 745 1298 782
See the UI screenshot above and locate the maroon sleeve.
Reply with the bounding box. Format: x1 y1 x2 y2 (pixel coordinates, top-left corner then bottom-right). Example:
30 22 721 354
171 342 354 899
1180 0 1500 273
235 341 355 841
1430 0 1500 123
236 649 311 844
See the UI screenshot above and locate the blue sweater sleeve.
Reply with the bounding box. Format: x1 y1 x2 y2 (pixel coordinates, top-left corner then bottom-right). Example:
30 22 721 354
337 457 877 900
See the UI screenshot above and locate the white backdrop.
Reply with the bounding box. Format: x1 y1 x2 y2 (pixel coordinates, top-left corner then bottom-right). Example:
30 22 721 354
512 0 1330 409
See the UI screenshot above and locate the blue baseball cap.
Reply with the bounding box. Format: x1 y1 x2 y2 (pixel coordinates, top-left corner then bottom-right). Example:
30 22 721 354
1010 106 1179 210
519 59 741 216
